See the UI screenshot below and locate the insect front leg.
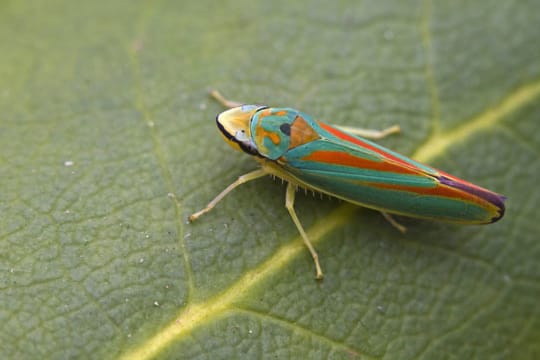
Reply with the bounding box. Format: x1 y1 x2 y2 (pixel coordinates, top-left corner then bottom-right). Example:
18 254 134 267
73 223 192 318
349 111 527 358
189 168 268 221
209 89 243 109
285 182 324 280
334 124 401 140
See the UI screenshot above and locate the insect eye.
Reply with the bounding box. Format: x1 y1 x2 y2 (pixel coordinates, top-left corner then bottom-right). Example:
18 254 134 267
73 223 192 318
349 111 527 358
279 123 291 136
235 130 249 142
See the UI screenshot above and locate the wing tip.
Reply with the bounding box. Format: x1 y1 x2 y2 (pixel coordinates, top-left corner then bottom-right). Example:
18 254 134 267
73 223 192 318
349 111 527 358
438 175 506 223
489 194 506 223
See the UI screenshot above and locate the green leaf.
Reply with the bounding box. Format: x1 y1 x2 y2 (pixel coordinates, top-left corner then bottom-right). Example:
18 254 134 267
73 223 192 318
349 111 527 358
1 0 539 359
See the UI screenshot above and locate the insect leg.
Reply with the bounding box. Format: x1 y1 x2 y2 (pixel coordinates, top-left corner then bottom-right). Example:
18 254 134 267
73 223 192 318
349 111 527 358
285 182 324 280
189 168 267 221
380 211 407 234
209 89 243 109
334 124 401 140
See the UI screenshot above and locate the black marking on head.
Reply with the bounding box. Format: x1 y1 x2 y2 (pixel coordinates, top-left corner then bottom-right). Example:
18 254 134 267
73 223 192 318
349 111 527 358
279 123 291 136
215 114 235 142
215 108 268 157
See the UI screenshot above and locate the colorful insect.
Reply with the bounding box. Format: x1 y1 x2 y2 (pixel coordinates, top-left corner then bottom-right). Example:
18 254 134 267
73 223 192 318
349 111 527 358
189 91 506 279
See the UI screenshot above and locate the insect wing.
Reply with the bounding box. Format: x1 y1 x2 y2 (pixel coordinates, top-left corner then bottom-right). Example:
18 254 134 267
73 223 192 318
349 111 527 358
279 119 504 224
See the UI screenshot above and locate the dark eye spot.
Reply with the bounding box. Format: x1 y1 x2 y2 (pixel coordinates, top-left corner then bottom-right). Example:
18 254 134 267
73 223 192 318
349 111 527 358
279 123 291 136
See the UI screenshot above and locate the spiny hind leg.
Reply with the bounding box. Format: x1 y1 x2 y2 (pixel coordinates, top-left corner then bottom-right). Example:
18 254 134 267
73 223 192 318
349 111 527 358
380 211 407 234
285 182 324 280
334 124 401 140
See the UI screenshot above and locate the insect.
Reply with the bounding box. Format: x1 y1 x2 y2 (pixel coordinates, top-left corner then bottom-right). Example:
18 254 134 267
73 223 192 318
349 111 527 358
189 90 506 279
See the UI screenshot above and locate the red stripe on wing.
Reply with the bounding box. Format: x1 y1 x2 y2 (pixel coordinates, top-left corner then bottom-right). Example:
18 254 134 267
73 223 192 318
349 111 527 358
318 121 414 168
370 180 503 221
371 182 474 203
302 150 421 175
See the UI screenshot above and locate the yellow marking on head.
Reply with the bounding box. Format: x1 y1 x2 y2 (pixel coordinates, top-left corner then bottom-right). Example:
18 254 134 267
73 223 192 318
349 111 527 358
255 127 281 146
218 131 243 152
258 108 271 117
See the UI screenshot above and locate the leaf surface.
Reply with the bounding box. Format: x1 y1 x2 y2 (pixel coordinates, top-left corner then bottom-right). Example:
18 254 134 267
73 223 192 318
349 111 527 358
1 1 539 359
